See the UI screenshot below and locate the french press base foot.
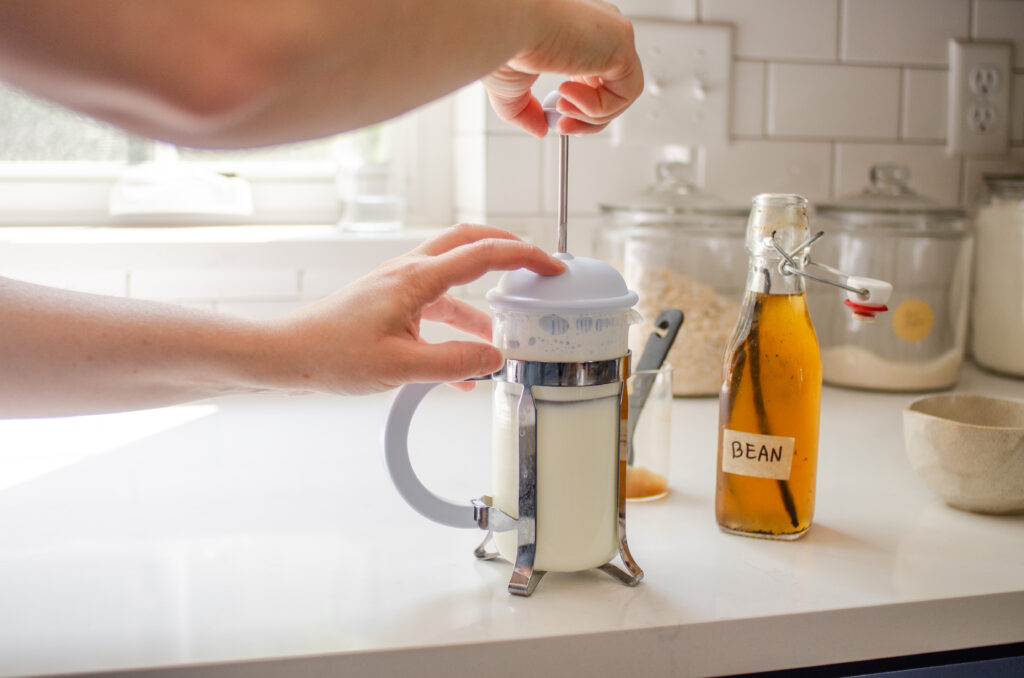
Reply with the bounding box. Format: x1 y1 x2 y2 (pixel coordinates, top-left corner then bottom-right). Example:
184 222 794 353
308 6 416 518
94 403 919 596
474 531 546 596
473 531 500 561
599 556 644 587
473 530 642 595
508 566 546 597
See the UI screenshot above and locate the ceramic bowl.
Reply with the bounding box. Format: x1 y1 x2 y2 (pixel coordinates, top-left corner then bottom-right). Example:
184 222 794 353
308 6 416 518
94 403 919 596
903 393 1024 515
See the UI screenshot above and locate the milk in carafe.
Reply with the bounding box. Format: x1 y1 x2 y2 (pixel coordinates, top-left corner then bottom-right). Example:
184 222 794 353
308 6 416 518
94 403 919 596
491 382 620 571
486 252 639 572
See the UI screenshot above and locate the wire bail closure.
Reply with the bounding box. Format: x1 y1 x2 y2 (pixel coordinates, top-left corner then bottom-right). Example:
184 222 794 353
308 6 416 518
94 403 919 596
770 230 892 321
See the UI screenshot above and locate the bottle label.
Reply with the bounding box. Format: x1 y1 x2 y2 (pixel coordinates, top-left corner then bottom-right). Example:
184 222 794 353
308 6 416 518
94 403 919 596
721 429 795 480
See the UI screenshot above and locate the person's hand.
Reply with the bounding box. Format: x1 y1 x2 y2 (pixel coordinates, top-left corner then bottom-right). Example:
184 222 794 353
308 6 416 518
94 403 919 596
482 0 643 138
267 225 565 395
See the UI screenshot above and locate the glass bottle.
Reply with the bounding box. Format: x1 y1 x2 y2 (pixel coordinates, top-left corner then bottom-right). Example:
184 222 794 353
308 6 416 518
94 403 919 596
715 194 823 540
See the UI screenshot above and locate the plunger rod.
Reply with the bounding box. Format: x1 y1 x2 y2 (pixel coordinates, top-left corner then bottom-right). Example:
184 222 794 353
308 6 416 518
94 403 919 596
557 134 568 254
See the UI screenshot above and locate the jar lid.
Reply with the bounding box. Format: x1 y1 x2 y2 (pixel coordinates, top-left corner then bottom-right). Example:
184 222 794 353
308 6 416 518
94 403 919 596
486 252 638 312
598 150 748 218
818 164 966 219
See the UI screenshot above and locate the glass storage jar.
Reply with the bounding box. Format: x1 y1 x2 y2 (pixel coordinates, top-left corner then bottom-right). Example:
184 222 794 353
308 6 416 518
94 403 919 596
807 164 972 392
597 156 749 396
972 173 1024 378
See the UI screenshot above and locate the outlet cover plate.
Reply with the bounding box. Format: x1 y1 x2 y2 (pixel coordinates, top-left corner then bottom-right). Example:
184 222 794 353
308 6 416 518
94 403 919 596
611 20 732 148
947 39 1012 156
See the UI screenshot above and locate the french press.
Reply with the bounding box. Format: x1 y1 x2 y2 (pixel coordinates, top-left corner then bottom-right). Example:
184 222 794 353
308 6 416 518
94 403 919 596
383 253 645 596
384 91 647 596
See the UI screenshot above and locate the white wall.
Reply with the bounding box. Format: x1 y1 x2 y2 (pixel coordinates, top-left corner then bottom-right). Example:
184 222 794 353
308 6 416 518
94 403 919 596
453 0 1024 254
3 0 1023 323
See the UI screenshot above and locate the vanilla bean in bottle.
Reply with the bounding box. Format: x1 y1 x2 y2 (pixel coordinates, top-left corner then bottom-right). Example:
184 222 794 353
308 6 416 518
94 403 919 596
716 194 822 540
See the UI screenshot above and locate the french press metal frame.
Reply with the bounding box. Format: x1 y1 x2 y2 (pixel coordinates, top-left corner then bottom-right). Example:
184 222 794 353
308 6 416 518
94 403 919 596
471 356 644 596
382 355 644 597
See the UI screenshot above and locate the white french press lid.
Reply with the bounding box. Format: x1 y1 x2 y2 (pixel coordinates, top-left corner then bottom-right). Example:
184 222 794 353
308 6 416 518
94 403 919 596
486 252 638 312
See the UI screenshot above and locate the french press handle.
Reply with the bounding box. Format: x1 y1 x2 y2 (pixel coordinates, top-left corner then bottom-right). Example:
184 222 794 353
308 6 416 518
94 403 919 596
383 381 516 531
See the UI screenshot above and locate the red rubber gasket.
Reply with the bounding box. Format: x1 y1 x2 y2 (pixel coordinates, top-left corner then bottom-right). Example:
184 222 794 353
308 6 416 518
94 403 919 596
844 299 889 316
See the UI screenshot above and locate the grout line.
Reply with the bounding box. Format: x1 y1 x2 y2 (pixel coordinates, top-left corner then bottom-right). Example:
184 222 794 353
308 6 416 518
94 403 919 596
761 134 904 144
830 141 839 199
724 136 950 150
761 61 770 137
761 57 946 71
958 155 967 205
836 0 844 63
897 68 906 142
968 0 976 40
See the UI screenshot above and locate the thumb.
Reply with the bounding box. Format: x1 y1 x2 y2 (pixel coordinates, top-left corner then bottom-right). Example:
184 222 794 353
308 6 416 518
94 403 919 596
409 341 504 384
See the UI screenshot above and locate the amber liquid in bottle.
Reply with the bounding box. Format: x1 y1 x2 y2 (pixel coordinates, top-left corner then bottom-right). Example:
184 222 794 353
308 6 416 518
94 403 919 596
716 291 822 539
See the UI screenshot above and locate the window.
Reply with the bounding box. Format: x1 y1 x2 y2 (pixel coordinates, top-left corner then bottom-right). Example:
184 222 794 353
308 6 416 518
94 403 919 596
0 83 452 228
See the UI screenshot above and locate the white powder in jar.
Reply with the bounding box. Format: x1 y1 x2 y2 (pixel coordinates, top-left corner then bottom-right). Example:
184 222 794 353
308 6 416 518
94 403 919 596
628 265 741 396
821 345 962 391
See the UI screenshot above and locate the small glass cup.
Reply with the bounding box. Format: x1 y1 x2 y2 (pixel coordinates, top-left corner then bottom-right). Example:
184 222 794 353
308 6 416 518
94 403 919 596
626 364 674 501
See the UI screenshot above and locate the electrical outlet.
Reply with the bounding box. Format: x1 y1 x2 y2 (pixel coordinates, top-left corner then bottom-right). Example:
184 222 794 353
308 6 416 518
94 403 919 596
947 40 1012 156
610 20 732 148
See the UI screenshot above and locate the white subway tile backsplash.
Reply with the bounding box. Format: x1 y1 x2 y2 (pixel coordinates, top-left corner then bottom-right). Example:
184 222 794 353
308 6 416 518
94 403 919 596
902 69 948 141
463 269 506 303
453 209 487 227
1013 73 1024 143
842 0 969 65
454 135 485 214
768 63 900 138
130 269 298 301
540 135 658 218
301 268 364 300
618 0 698 20
833 143 961 204
453 84 486 135
703 140 832 204
475 215 561 256
962 147 1024 205
484 136 542 215
703 0 839 61
973 0 1024 68
1 269 128 297
732 61 766 137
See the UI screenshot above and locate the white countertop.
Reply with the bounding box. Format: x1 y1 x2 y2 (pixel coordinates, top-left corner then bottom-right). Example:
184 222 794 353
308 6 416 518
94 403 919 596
1 365 1022 677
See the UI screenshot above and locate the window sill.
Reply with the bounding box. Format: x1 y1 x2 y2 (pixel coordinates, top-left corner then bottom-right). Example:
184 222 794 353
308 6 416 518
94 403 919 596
0 225 464 315
0 223 442 245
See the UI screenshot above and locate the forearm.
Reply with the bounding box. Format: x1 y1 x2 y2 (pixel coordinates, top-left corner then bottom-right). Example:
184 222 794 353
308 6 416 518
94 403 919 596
0 277 282 417
0 0 535 147
0 226 566 418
